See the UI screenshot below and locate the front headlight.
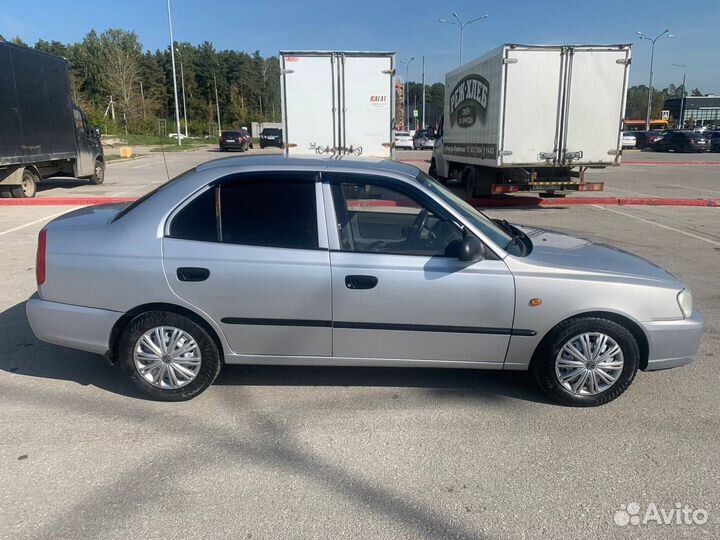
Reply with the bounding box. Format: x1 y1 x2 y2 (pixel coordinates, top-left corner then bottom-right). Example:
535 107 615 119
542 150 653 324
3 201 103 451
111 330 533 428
677 289 693 318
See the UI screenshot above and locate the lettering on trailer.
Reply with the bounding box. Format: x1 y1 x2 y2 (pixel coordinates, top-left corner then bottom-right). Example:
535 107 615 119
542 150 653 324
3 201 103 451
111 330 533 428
449 74 490 128
369 95 388 108
444 142 497 160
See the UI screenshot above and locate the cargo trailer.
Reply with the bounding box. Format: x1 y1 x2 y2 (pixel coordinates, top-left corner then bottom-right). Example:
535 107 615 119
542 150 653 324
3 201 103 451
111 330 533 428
431 44 632 197
280 51 395 159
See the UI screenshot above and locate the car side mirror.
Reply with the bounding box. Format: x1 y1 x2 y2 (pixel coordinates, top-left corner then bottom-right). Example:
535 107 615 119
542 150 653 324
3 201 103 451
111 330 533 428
458 235 486 262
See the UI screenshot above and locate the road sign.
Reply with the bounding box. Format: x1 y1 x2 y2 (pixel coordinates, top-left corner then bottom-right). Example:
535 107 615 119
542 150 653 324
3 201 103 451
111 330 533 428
661 110 670 120
413 109 419 118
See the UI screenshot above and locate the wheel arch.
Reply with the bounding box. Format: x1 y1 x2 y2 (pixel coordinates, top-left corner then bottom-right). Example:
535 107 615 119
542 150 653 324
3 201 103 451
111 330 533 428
107 302 225 365
529 310 650 371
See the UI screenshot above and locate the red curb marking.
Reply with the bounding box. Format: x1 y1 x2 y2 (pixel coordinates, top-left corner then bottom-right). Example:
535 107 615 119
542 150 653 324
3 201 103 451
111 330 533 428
468 197 720 207
0 197 135 206
624 161 720 165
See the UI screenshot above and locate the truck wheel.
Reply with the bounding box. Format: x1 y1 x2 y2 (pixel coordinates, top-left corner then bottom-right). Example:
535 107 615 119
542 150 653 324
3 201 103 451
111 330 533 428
428 159 438 179
89 159 105 185
11 169 37 198
461 166 477 199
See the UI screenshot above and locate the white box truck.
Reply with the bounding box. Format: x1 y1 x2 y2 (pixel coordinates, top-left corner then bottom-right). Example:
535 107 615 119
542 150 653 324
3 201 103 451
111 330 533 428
280 51 395 158
430 44 632 197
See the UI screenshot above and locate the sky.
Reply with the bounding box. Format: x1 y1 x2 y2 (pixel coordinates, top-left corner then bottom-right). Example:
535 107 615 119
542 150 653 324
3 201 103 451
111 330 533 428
1 0 718 92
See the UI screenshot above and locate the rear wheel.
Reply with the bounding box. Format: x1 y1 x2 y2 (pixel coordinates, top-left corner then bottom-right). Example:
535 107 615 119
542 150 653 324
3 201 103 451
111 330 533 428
532 317 639 407
11 168 37 198
119 311 222 401
89 159 105 185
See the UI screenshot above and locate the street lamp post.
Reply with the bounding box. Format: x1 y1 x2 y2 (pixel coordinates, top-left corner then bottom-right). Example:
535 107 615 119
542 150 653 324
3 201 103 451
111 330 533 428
439 12 488 66
176 48 188 138
166 0 182 146
213 71 221 136
636 29 673 131
400 56 414 130
672 63 686 129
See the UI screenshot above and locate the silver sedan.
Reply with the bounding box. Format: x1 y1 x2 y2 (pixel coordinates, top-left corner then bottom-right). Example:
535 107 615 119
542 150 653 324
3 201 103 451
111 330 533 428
27 156 703 405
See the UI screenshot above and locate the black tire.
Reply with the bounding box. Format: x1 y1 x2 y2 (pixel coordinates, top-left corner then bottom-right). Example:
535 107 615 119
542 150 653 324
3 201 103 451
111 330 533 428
428 159 438 179
118 311 222 401
461 166 477 199
531 317 639 407
11 168 37 198
89 159 105 185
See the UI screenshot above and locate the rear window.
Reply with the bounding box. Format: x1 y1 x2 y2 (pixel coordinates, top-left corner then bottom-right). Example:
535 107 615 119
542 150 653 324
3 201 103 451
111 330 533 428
688 133 707 140
395 131 409 136
111 169 194 222
222 131 242 137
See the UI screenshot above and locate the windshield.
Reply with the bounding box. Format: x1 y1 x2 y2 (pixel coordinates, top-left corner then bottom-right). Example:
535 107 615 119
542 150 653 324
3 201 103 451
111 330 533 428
262 129 281 136
395 131 409 136
415 171 519 253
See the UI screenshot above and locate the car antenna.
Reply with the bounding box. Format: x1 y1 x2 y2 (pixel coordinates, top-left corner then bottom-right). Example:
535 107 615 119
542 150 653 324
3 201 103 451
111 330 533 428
158 137 171 181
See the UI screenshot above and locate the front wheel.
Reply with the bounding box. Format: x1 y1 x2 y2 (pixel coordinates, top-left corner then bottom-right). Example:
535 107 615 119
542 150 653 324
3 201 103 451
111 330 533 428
118 311 222 401
532 317 639 407
89 159 105 185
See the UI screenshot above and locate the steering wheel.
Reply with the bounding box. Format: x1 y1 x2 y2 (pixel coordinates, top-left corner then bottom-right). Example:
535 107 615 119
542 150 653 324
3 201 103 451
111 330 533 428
407 208 429 243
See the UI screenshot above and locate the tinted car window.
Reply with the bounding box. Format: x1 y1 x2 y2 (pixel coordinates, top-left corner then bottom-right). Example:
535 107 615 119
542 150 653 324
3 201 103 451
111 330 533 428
262 128 282 136
169 188 218 242
220 176 318 249
222 131 242 138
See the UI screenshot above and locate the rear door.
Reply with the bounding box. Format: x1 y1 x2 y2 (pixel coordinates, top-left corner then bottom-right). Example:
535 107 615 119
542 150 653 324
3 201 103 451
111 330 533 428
502 47 565 165
341 54 394 158
162 171 332 357
562 46 630 164
282 54 336 155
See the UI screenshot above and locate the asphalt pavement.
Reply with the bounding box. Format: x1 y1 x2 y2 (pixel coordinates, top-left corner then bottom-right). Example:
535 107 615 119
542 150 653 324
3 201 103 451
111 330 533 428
0 146 718 539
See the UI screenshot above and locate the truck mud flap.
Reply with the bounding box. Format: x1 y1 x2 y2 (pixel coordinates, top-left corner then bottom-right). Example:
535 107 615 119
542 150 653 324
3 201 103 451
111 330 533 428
491 182 604 194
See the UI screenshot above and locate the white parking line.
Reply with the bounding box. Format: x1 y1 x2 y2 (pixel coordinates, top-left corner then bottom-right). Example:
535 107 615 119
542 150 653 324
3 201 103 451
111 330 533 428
131 159 160 169
666 184 720 195
591 205 720 247
0 209 77 237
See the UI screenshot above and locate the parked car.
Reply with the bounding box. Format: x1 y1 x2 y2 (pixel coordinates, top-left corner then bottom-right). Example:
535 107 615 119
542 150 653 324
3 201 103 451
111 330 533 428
394 131 413 150
26 156 702 406
621 132 636 149
629 131 662 149
650 132 711 153
169 133 189 140
706 131 720 152
413 129 435 150
259 128 283 149
219 129 250 152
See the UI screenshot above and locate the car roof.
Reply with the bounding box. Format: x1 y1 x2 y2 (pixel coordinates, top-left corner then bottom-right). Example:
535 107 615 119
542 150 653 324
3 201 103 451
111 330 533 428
195 154 420 177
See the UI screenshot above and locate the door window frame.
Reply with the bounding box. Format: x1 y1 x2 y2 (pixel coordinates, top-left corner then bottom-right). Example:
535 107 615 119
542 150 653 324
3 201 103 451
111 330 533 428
164 170 329 250
322 171 472 257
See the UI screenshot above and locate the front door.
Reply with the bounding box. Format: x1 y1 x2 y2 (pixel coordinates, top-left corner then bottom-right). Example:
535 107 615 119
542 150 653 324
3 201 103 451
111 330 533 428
73 108 95 177
325 173 515 365
162 171 332 357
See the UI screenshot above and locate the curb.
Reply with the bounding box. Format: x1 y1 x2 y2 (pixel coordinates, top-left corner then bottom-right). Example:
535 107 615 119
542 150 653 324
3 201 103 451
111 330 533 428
0 197 135 206
624 161 720 165
468 196 720 207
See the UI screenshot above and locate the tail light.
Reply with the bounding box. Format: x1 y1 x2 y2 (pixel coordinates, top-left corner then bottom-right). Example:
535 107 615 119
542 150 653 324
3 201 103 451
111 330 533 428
36 228 47 286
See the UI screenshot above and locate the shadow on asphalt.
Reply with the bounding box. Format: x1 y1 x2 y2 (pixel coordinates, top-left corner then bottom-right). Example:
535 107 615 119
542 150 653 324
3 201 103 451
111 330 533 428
0 300 550 405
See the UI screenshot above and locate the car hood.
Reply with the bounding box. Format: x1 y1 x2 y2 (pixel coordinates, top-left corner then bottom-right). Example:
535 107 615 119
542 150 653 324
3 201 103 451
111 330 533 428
512 226 681 285
45 202 130 230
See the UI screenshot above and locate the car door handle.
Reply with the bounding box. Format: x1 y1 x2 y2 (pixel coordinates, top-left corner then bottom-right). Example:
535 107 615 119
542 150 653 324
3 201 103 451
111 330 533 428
345 275 378 290
177 267 210 282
